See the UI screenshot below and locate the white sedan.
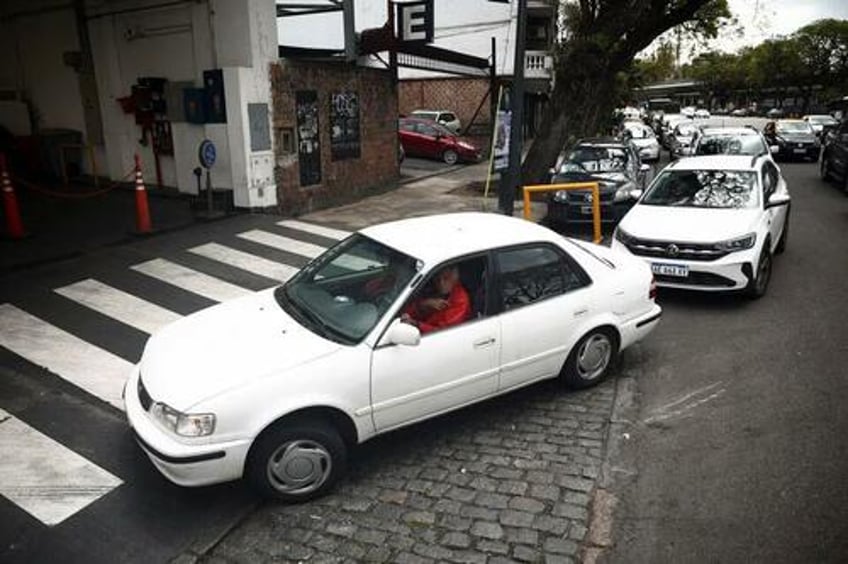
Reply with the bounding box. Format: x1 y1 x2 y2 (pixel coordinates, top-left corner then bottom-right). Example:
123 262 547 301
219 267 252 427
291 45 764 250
612 155 790 297
623 122 661 162
125 213 661 501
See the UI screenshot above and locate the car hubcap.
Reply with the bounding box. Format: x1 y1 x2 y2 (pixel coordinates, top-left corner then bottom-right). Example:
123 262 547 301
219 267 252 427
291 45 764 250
444 151 457 164
576 334 612 380
267 440 332 495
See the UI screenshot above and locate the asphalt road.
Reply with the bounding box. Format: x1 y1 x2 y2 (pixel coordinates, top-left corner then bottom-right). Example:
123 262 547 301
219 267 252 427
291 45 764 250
602 160 848 563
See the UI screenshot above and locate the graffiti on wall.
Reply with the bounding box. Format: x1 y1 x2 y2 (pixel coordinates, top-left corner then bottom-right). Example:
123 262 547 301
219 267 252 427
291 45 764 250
296 90 321 186
329 91 361 160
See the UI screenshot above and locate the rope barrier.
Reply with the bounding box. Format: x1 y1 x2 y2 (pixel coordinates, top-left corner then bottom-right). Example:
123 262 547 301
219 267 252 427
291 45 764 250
11 169 137 200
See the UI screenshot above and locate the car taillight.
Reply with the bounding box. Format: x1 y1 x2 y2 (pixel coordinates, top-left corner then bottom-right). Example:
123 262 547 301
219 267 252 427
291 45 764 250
649 276 657 300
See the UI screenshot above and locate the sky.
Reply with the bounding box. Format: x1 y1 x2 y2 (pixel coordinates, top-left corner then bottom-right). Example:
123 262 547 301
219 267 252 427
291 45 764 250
709 0 848 52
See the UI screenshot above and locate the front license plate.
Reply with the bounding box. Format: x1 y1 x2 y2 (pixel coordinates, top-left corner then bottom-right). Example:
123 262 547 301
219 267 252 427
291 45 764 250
580 206 594 215
793 148 806 154
651 263 689 277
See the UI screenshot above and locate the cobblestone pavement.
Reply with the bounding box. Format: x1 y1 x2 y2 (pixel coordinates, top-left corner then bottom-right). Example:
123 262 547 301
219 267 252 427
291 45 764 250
198 364 627 564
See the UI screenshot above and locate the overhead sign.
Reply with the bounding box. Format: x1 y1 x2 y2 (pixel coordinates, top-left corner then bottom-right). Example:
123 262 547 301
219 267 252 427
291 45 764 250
395 0 434 44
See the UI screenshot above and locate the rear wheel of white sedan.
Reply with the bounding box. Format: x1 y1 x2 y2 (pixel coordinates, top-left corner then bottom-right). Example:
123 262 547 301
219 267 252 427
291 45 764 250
562 328 618 389
246 418 347 502
745 245 772 299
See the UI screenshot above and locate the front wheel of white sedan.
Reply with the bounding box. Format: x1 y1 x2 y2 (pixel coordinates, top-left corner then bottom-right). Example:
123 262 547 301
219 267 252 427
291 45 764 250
745 245 772 299
562 328 618 389
246 418 347 502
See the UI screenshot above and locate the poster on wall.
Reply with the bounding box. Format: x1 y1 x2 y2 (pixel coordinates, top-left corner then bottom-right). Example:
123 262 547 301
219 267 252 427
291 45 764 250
492 110 511 171
296 90 321 186
329 91 361 160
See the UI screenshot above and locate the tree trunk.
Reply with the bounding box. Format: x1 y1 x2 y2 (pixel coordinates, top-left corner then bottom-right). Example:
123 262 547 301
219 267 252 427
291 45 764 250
521 43 619 185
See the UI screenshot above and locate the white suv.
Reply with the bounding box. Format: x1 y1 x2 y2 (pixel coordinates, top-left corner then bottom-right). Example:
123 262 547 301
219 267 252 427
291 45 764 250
612 155 790 298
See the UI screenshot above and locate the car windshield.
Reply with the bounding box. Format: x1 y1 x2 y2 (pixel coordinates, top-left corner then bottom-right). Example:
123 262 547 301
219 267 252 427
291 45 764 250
411 111 439 121
694 134 766 156
565 146 629 172
777 122 813 134
625 125 654 139
642 170 759 209
277 234 418 344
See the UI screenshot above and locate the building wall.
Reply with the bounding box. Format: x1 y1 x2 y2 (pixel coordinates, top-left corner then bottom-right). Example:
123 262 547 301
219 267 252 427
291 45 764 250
270 60 399 216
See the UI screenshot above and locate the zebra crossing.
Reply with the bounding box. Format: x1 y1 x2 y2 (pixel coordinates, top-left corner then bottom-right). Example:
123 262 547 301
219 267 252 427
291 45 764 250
0 219 349 534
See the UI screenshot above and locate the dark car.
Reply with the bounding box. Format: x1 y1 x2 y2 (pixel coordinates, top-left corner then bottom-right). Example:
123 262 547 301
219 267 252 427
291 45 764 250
820 119 848 193
764 120 820 161
398 117 481 164
546 139 649 226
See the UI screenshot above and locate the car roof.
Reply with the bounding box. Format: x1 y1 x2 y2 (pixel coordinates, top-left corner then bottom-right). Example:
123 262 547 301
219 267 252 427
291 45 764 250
360 212 560 265
699 127 759 135
666 155 762 171
776 119 805 124
576 137 625 146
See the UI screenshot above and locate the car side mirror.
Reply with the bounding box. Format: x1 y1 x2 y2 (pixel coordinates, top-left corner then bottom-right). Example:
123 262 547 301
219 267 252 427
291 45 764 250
630 188 644 200
639 164 651 173
769 145 779 154
765 192 790 209
381 319 421 347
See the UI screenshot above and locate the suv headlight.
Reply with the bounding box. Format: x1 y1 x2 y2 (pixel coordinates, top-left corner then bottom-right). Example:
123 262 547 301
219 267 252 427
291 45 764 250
614 227 633 244
553 190 569 203
715 233 756 252
151 401 216 437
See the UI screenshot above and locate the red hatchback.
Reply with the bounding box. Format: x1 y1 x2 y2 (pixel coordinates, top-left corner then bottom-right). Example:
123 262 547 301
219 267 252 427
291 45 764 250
399 117 482 164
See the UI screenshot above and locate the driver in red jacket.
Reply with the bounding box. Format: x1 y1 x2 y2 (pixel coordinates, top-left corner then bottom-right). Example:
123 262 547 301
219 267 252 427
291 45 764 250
401 265 471 334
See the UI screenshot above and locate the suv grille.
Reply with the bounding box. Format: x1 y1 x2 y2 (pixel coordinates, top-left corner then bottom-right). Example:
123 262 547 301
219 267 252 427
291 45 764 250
655 271 736 287
625 237 728 262
138 377 153 411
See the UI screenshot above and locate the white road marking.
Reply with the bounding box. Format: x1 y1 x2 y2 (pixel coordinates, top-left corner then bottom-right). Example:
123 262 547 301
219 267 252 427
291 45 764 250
277 219 350 240
0 304 131 410
644 384 728 424
54 279 181 335
238 229 325 258
131 258 251 303
0 408 122 526
189 242 298 282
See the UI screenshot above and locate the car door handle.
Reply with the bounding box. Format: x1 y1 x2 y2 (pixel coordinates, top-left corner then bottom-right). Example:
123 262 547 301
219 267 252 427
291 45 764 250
473 337 496 348
574 308 589 317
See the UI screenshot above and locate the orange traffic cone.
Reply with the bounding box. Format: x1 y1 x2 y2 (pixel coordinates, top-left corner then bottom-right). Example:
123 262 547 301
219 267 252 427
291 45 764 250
0 153 25 239
134 153 152 234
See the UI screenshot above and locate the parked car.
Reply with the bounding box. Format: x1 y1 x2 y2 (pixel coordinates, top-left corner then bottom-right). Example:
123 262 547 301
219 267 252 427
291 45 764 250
409 110 462 134
691 126 772 157
766 108 785 119
694 108 711 119
803 114 839 138
730 108 749 117
125 212 661 501
399 117 481 164
669 120 700 159
764 119 820 161
622 122 661 162
612 154 790 298
820 118 848 193
547 138 649 226
681 106 696 118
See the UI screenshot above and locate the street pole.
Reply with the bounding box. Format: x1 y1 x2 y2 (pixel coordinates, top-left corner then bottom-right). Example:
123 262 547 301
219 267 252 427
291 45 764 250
499 0 527 216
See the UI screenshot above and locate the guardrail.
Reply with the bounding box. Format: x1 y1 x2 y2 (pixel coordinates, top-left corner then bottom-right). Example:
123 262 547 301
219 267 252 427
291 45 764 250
521 181 602 244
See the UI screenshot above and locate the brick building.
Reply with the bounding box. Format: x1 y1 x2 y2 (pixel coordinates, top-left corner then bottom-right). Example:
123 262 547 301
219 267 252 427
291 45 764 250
270 59 399 215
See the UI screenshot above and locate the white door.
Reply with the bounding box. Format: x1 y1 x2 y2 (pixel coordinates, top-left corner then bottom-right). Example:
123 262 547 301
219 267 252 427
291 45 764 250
763 162 789 249
495 244 593 392
370 317 501 431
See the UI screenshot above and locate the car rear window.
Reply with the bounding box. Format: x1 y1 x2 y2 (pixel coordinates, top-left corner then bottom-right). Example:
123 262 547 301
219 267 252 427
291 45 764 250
695 134 766 156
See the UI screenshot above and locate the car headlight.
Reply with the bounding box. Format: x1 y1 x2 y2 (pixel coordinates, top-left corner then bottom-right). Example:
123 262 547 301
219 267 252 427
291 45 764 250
715 233 756 252
553 190 569 203
458 142 475 150
151 401 216 437
614 227 633 244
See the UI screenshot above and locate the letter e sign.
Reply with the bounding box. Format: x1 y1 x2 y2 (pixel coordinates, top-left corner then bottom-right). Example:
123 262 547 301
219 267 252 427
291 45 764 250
395 0 434 43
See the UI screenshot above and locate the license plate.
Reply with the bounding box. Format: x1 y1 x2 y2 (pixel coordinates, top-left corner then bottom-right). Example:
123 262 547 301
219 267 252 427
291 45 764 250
793 148 806 154
580 206 594 215
651 263 689 277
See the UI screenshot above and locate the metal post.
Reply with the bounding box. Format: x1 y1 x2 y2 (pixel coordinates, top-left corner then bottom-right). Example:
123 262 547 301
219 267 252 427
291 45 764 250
499 0 527 216
490 36 497 128
343 0 356 62
206 168 213 216
388 0 398 83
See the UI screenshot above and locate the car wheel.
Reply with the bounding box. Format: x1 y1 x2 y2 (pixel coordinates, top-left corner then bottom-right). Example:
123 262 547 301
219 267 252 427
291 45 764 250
442 149 458 165
561 327 618 389
775 216 788 255
246 417 347 502
820 157 830 181
745 244 772 299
